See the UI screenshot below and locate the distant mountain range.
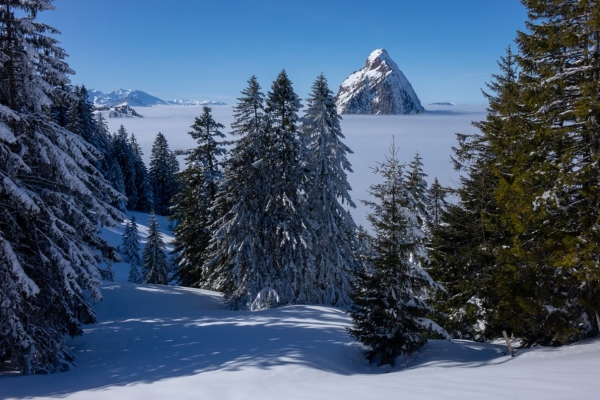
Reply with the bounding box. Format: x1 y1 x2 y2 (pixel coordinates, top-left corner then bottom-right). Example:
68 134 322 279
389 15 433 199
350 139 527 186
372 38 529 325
429 102 457 106
88 89 226 108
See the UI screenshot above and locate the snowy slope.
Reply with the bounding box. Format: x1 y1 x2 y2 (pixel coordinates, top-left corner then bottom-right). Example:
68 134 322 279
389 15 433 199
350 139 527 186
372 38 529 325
2 228 599 400
335 49 425 115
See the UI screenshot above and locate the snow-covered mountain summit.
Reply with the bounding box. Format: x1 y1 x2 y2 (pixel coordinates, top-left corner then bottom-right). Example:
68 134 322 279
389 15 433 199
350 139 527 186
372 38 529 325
89 89 226 108
335 49 424 115
89 89 168 107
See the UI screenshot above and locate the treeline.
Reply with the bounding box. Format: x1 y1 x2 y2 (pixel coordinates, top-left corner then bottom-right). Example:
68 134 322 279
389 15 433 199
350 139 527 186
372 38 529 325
428 0 600 346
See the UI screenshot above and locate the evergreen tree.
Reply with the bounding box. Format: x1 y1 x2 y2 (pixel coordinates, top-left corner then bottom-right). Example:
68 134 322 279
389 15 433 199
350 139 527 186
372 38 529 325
149 132 179 216
509 0 600 338
111 125 139 208
122 215 142 283
254 69 313 308
47 85 117 184
428 131 505 340
303 73 358 307
429 45 581 344
0 0 123 374
171 106 227 287
47 84 71 128
142 212 169 285
204 76 271 300
209 71 314 310
109 126 153 212
476 45 574 345
348 143 437 366
130 133 154 212
405 152 430 230
426 177 446 227
98 113 126 211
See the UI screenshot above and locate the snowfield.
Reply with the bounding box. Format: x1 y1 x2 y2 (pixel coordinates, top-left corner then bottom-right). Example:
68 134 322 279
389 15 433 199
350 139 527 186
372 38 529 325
2 211 600 399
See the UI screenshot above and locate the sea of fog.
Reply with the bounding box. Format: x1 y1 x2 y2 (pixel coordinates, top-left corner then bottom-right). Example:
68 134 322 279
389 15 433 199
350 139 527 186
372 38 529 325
104 104 487 229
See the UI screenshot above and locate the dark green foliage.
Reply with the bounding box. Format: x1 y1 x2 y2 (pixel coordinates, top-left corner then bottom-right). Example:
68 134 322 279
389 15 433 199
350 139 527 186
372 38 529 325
171 106 227 288
430 4 600 344
513 0 600 339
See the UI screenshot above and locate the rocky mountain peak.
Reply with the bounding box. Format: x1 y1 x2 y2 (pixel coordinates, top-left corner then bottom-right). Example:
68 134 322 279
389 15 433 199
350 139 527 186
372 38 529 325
335 49 424 115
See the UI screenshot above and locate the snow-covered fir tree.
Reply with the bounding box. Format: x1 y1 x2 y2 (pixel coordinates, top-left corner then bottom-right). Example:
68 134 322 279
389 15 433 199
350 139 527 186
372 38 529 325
47 85 117 192
142 212 169 285
426 177 446 227
97 113 126 210
303 73 358 307
111 125 139 208
405 152 430 230
205 76 271 303
122 215 143 283
348 143 439 367
257 70 314 308
0 0 123 374
149 132 179 216
210 71 314 310
171 106 227 287
110 126 153 212
130 133 154 212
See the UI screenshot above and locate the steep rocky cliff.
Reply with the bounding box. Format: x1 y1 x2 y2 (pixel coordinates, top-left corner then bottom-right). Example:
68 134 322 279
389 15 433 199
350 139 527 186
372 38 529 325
335 49 424 115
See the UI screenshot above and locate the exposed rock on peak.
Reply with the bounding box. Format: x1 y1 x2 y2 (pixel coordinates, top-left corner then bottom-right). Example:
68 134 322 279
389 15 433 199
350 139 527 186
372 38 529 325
335 49 424 115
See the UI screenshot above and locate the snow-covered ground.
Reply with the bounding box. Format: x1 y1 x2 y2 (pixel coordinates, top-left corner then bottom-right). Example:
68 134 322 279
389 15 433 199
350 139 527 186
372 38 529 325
2 212 599 399
103 103 484 229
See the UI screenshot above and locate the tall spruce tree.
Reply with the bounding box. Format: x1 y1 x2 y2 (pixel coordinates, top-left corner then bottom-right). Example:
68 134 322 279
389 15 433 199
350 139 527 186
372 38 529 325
47 85 117 190
250 69 313 308
149 132 179 216
0 0 123 374
142 212 169 285
204 76 269 296
348 143 437 366
303 73 358 307
209 71 314 310
428 131 506 340
405 152 430 230
508 0 600 338
429 44 587 345
129 133 154 212
476 45 574 345
426 177 446 227
171 106 227 287
97 113 126 210
111 125 139 209
428 50 521 341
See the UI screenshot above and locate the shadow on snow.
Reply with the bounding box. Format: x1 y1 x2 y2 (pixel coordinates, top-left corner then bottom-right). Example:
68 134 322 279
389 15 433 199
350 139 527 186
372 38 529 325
0 283 509 397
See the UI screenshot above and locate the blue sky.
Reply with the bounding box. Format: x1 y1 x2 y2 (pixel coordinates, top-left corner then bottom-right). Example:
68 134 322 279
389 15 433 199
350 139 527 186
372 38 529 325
40 0 527 105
